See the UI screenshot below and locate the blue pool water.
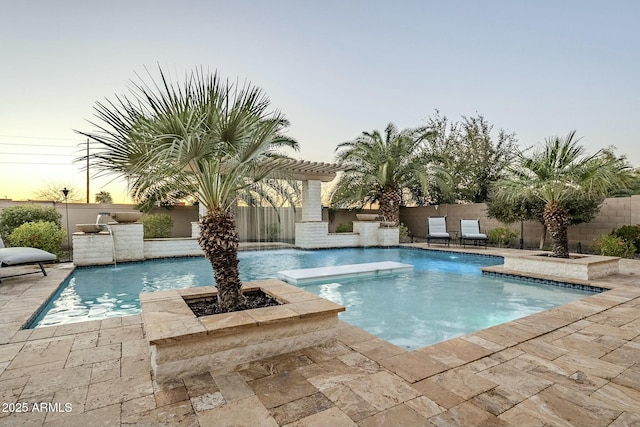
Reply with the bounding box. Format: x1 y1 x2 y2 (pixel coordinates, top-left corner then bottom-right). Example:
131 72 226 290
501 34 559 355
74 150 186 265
29 248 597 349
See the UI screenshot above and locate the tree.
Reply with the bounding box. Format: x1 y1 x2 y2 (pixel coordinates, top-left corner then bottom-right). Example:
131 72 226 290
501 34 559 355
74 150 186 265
330 123 449 225
33 182 82 202
487 192 603 249
77 67 299 312
492 131 631 257
95 191 113 204
422 111 518 203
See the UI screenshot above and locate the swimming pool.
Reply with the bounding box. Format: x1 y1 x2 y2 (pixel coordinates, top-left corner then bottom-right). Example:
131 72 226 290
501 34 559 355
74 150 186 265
28 248 598 349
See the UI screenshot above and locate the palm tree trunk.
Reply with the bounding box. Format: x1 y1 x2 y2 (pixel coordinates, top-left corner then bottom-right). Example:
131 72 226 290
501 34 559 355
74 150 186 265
543 202 570 258
538 223 547 250
378 187 401 225
198 208 246 312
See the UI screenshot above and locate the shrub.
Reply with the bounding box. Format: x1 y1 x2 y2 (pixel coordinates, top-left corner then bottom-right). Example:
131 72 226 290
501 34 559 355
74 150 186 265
592 234 636 258
142 214 174 238
335 222 353 233
9 221 65 258
260 223 281 241
0 205 62 241
487 227 519 248
399 223 411 243
611 225 640 254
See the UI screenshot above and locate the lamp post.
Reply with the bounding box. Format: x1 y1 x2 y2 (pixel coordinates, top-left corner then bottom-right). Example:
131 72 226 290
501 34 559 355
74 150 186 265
61 188 71 262
520 219 524 250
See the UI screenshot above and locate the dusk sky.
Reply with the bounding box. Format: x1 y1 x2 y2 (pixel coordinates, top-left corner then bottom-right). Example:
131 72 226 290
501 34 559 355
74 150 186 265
1 0 638 203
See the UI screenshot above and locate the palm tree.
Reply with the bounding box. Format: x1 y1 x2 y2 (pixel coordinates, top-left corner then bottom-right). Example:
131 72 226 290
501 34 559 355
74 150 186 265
493 131 630 258
331 123 448 225
95 191 113 204
77 68 298 312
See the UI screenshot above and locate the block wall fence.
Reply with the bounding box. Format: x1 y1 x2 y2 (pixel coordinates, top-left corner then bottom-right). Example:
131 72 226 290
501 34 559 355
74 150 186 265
2 195 639 251
397 195 640 250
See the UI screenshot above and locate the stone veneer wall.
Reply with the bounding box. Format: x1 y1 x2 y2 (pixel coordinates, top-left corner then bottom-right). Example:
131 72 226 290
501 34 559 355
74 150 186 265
295 221 399 249
110 223 144 261
72 233 114 266
144 238 203 259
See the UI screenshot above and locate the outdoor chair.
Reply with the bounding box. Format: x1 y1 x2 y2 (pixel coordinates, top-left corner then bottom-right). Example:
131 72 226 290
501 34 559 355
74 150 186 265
459 219 488 248
426 216 451 246
0 236 57 282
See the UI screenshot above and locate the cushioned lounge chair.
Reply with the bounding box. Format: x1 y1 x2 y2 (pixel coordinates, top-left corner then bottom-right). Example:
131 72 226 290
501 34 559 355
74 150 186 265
0 236 57 282
460 219 488 248
427 216 451 246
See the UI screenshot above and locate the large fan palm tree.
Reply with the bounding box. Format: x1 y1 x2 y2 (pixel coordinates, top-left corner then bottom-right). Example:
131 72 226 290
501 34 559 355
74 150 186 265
493 131 630 258
77 68 298 312
331 123 448 224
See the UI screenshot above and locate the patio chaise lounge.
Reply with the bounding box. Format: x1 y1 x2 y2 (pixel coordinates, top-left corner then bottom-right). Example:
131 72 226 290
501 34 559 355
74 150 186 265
460 219 488 248
0 236 57 282
427 216 451 246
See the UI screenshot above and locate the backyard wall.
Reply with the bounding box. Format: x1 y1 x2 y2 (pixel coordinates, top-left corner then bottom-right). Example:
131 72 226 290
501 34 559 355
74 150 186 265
0 200 299 246
3 195 639 251
0 200 198 247
399 195 640 250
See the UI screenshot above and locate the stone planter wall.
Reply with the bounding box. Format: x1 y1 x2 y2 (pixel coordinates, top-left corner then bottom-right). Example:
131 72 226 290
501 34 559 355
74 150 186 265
141 279 345 384
502 252 620 280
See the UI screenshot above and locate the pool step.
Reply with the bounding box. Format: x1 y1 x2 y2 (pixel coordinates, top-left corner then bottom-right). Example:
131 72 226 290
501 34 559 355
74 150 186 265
277 261 413 285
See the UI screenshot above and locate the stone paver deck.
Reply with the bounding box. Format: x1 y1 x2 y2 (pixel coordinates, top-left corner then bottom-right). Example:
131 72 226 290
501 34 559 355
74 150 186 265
0 246 639 426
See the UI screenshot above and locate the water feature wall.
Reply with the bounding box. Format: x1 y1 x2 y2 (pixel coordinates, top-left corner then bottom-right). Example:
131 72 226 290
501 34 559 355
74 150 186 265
74 222 206 265
295 221 399 249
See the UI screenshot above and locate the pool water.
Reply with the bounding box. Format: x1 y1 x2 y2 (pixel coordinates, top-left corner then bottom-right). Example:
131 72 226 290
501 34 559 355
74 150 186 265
28 248 597 349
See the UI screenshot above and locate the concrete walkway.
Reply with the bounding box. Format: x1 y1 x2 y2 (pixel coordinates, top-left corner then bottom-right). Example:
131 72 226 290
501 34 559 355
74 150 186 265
0 247 639 426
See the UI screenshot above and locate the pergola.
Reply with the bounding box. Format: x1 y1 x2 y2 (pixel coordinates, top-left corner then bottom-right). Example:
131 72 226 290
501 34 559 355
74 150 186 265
275 159 345 222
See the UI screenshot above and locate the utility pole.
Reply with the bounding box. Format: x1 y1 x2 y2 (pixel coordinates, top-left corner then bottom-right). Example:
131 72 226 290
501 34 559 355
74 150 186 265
86 138 90 203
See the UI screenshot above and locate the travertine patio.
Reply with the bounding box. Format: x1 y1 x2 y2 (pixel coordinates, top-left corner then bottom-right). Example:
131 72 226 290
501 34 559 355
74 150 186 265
1 246 639 426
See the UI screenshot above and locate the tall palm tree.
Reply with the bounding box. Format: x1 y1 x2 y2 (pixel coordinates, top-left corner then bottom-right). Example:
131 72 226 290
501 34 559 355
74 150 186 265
331 123 448 224
77 68 298 312
493 131 630 258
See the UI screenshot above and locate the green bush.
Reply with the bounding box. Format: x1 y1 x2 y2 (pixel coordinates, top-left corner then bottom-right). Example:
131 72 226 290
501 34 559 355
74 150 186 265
142 214 174 238
0 205 62 241
261 223 281 241
335 222 353 233
488 227 519 248
611 225 640 254
593 234 636 258
9 221 65 258
399 223 411 243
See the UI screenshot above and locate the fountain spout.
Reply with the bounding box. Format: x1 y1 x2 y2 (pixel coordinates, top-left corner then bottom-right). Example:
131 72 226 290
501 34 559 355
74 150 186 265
96 212 111 225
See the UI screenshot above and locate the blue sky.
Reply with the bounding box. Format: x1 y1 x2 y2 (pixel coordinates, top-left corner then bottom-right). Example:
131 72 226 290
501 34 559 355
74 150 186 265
1 0 638 202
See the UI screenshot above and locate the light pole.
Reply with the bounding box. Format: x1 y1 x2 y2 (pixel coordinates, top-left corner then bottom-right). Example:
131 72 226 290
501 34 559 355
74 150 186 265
62 188 71 262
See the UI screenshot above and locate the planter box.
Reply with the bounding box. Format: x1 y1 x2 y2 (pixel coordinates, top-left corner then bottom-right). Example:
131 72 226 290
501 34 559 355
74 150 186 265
141 279 345 385
502 252 620 280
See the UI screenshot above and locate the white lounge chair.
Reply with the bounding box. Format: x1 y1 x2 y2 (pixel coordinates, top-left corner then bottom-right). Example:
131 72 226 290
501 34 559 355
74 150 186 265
427 216 451 246
0 236 57 282
460 219 488 248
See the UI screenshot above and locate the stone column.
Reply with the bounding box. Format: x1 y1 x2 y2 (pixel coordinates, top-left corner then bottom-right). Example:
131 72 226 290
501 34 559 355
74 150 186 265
301 180 322 222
